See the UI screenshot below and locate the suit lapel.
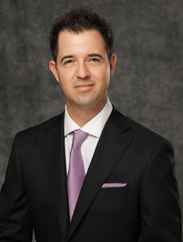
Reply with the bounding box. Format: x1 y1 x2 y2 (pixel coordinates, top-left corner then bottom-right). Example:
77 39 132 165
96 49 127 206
38 113 70 239
67 108 132 240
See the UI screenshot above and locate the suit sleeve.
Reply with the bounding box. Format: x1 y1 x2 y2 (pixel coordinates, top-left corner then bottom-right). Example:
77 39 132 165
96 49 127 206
139 140 182 242
0 133 33 241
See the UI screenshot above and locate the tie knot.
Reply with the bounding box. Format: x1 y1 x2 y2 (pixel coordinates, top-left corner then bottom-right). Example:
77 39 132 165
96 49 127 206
72 130 88 149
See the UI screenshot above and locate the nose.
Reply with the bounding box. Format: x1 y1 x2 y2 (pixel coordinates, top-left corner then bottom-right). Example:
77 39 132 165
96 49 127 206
76 62 90 79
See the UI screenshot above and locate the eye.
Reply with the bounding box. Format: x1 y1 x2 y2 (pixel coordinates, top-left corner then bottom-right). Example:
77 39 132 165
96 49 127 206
64 59 74 65
91 58 99 62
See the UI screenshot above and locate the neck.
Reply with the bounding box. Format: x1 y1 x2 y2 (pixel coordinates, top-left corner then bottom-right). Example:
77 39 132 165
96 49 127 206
67 100 107 127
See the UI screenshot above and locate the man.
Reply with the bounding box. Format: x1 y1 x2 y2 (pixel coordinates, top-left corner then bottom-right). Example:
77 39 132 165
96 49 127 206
0 7 182 242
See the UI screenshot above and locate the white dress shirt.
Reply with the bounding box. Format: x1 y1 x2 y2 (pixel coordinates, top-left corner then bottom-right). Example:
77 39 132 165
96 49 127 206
64 98 113 175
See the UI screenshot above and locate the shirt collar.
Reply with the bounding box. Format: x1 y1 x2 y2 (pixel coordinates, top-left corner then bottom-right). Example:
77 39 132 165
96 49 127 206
64 98 113 138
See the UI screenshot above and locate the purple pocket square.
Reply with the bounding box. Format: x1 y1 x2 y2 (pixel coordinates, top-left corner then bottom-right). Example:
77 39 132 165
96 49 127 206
102 183 127 188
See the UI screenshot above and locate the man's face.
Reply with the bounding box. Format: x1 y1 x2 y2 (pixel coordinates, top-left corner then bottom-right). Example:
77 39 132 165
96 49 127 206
49 29 116 112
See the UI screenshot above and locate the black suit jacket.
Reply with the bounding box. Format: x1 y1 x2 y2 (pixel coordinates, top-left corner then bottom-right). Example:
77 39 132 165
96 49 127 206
0 108 182 242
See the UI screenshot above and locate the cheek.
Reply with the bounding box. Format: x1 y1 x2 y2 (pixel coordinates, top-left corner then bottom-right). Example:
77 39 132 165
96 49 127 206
92 67 109 83
58 70 75 87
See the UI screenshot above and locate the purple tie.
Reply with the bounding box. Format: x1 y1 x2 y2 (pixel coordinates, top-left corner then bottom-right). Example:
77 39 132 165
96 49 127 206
67 130 88 221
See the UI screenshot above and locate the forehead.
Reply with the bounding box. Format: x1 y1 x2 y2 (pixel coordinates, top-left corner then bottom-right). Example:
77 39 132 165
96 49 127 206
57 29 106 56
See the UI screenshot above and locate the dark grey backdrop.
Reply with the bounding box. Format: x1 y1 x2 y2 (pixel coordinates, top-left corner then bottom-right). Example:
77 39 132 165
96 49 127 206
0 0 183 241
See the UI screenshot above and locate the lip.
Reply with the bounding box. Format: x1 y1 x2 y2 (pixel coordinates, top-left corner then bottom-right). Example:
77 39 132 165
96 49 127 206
75 84 94 91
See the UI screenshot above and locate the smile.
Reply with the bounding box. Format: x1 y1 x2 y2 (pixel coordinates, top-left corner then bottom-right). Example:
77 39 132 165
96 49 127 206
75 84 94 91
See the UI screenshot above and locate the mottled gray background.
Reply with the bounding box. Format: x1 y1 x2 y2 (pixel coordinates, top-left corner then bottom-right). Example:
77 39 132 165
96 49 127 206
0 0 183 241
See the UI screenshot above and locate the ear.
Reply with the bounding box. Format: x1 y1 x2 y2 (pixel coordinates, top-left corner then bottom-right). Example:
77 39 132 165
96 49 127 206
49 60 60 83
110 53 117 77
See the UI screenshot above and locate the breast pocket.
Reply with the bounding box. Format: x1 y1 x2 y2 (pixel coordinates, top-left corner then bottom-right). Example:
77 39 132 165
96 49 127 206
96 186 129 198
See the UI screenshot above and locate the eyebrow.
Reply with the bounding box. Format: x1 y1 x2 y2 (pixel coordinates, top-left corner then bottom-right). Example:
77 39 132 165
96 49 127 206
60 55 74 63
60 53 104 63
88 54 104 59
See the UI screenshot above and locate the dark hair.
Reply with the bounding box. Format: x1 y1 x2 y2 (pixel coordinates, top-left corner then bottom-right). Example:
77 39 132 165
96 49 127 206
49 7 114 62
